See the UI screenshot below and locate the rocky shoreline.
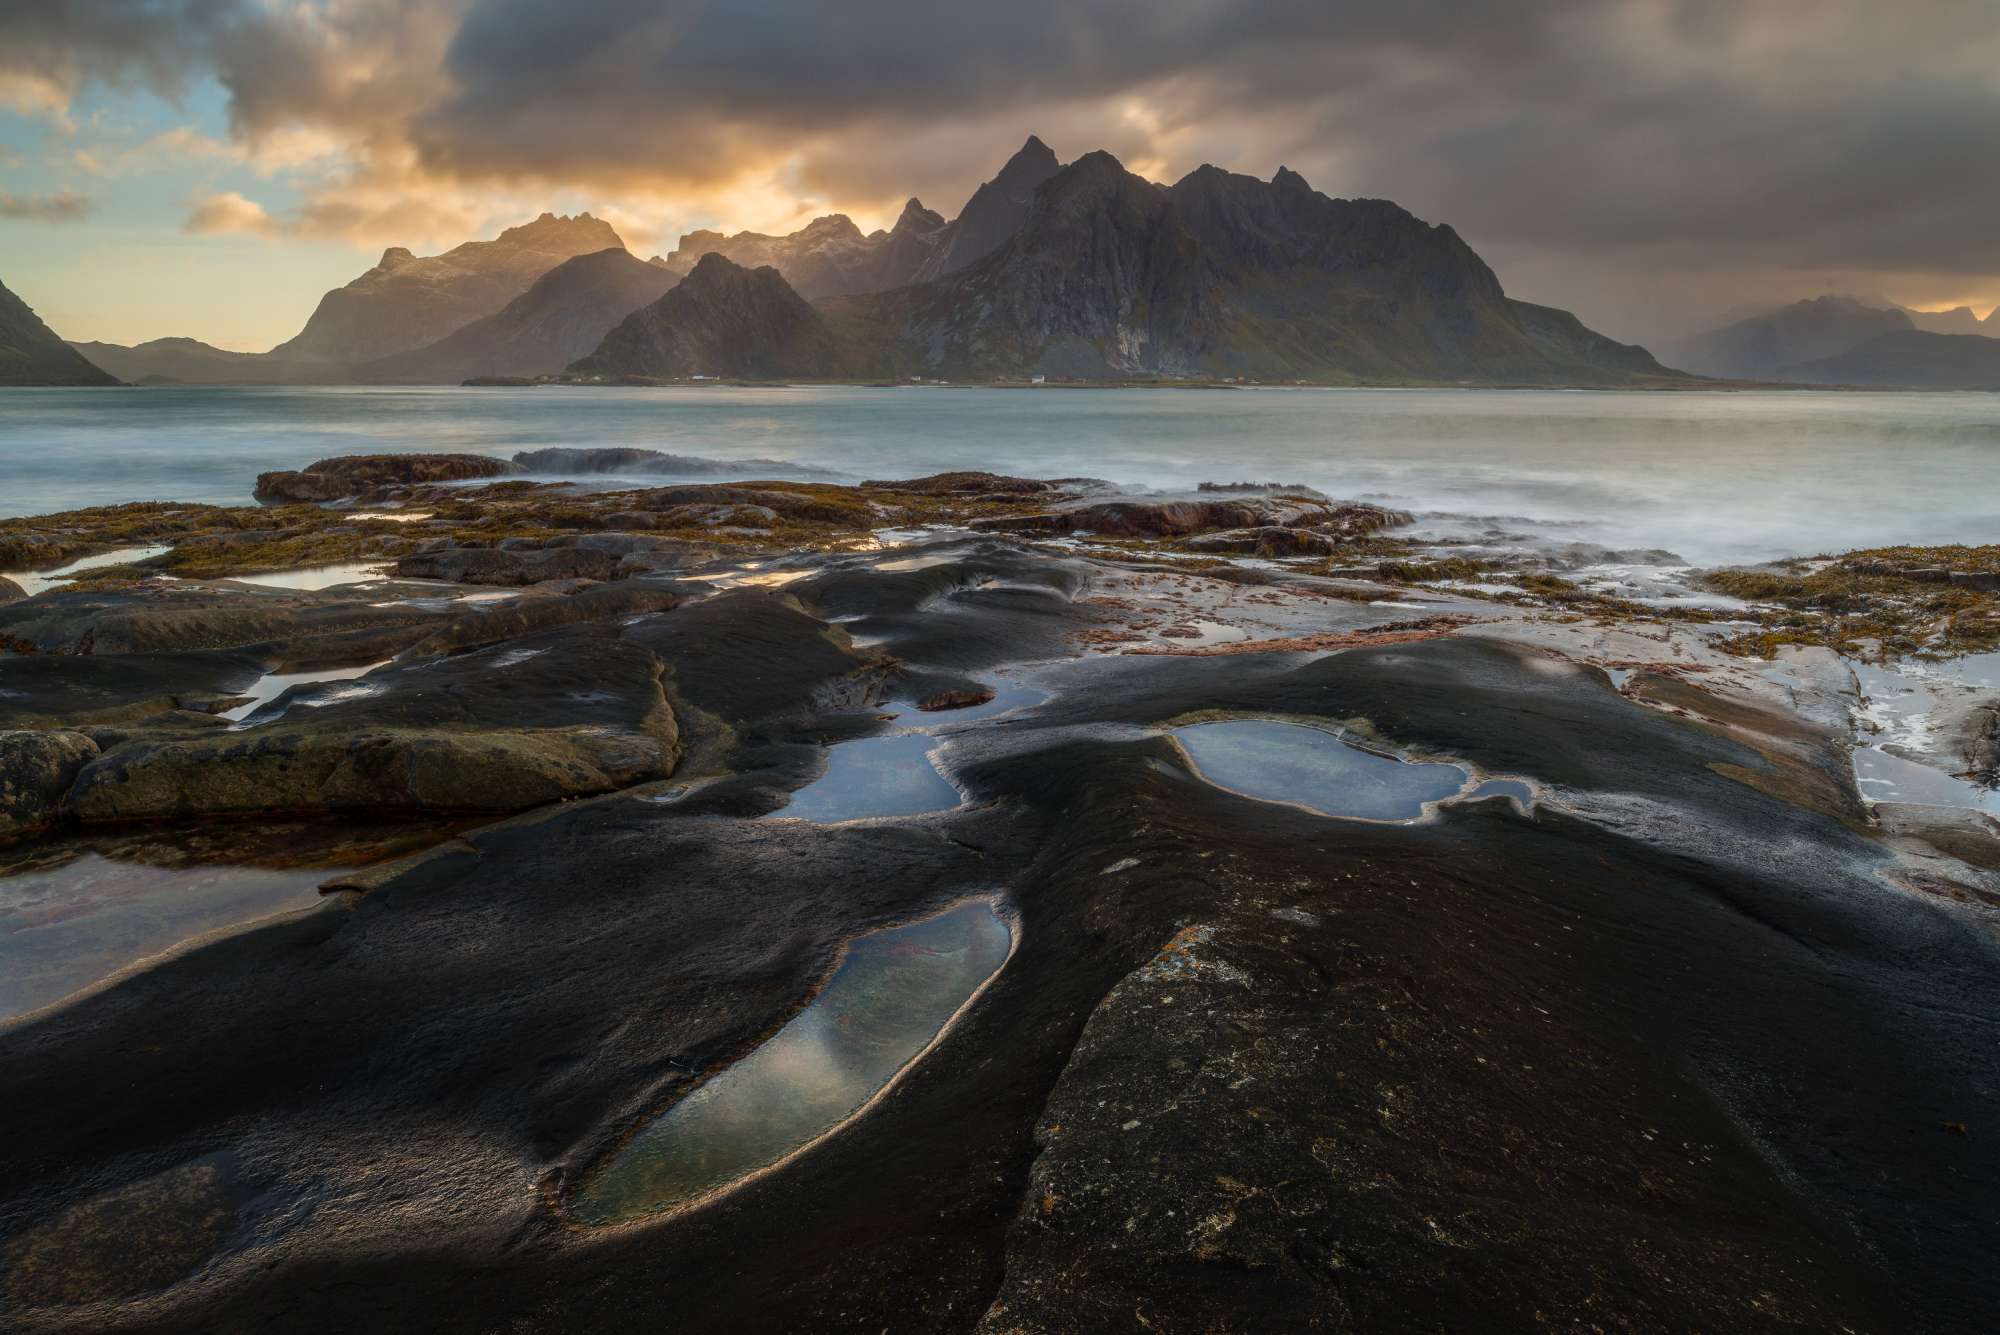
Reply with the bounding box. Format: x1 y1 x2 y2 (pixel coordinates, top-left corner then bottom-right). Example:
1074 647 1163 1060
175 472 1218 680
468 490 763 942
2 457 1998 1331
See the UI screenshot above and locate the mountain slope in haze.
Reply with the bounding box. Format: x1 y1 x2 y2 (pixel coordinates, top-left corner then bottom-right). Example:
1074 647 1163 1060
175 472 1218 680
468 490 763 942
1662 297 1914 380
353 249 680 384
1780 330 2000 389
569 253 846 379
1903 305 1990 336
271 212 625 363
911 135 1064 282
0 281 118 385
68 336 293 385
656 199 949 300
645 136 1064 300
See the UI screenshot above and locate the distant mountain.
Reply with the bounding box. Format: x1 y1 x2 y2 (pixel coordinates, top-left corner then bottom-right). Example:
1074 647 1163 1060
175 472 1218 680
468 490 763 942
68 336 294 385
353 248 679 384
1661 297 1914 380
858 200 949 291
1779 330 2000 389
0 280 118 386
571 253 845 379
1904 305 1989 337
574 149 1675 386
911 135 1064 282
270 212 625 363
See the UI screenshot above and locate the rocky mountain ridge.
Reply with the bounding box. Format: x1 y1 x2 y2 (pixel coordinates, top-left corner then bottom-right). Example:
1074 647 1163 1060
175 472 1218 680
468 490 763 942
577 148 1675 385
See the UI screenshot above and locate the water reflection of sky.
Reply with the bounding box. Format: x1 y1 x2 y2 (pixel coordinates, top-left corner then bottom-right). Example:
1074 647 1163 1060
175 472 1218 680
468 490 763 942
1174 720 1470 822
0 854 335 1022
780 732 961 822
574 899 1010 1223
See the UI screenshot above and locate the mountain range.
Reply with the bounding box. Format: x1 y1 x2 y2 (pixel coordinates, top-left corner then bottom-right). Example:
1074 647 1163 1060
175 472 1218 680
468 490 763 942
52 134 2000 388
1665 295 2000 387
577 147 1672 385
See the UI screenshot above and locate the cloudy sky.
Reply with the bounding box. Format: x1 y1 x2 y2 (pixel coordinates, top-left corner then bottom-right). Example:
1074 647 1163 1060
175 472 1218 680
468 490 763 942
4 0 1996 351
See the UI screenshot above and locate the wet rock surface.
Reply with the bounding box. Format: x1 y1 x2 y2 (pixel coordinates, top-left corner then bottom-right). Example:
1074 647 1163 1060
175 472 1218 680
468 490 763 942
0 484 1995 1333
253 453 519 504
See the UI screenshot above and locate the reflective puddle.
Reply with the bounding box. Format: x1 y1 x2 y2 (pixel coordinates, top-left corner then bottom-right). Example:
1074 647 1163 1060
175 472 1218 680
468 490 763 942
227 563 392 591
1172 720 1473 822
781 732 961 822
682 568 810 590
0 854 340 1022
2 546 173 596
1853 746 2000 814
571 898 1011 1224
221 660 391 726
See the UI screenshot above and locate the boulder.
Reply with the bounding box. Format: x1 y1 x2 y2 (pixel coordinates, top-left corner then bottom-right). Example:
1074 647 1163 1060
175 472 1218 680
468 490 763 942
973 497 1409 541
511 447 833 478
0 576 24 605
1182 526 1342 558
67 629 678 822
0 730 98 842
863 471 1054 495
254 454 517 505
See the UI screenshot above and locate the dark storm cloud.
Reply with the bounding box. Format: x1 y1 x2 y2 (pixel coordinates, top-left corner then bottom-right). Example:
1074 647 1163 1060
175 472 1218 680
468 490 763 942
0 0 246 110
410 2 2000 284
10 0 1999 335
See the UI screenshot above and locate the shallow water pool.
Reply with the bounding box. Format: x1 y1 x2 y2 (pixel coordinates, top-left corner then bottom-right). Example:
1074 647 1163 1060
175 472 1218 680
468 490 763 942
227 562 392 591
571 897 1011 1223
1173 719 1472 822
1 546 173 596
781 732 961 822
221 660 390 726
0 854 339 1022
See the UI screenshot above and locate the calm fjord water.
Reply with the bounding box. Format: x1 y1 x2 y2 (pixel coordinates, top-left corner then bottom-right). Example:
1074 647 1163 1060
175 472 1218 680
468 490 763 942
2 385 1996 564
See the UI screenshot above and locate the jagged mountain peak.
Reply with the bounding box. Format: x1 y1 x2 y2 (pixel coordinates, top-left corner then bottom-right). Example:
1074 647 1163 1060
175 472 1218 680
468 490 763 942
492 211 624 251
894 198 946 232
1271 165 1312 193
798 214 865 239
1010 135 1058 170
